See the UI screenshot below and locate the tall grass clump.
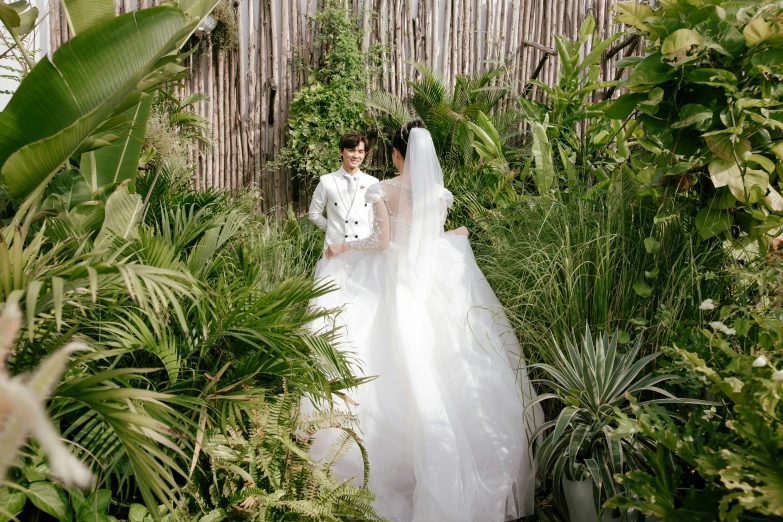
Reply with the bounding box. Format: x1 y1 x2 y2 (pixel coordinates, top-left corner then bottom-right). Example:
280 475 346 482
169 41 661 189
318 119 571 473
473 194 731 368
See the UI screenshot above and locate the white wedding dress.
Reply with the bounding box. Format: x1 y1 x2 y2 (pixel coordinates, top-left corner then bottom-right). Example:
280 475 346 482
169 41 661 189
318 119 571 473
304 129 543 522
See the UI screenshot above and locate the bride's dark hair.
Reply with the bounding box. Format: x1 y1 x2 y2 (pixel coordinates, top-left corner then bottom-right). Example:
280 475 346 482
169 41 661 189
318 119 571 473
392 120 425 159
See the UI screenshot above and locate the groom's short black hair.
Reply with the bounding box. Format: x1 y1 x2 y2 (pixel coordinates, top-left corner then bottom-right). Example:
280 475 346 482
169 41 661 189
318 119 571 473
339 132 369 151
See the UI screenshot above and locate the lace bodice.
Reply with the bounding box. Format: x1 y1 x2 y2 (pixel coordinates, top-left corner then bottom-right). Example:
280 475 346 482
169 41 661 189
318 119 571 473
345 179 453 252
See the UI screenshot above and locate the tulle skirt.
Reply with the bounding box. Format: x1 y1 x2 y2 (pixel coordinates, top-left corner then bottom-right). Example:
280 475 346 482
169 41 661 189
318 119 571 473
303 235 542 522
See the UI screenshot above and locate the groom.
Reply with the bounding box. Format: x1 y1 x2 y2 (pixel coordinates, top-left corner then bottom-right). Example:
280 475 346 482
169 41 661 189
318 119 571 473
308 132 379 253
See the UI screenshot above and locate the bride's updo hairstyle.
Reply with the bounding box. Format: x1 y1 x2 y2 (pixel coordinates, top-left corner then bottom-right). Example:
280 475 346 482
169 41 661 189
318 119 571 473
392 119 426 159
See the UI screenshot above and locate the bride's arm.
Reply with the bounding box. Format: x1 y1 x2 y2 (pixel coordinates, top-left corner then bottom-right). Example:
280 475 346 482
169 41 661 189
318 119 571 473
325 187 390 259
438 189 469 237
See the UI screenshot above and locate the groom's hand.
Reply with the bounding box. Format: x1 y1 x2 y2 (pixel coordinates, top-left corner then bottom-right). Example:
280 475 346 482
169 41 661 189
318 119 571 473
326 243 347 259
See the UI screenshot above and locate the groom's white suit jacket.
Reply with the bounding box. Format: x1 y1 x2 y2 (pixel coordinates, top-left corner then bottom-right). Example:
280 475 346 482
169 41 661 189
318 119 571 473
308 167 379 249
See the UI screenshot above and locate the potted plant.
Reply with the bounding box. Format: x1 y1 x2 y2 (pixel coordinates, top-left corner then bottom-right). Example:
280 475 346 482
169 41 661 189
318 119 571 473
530 326 683 521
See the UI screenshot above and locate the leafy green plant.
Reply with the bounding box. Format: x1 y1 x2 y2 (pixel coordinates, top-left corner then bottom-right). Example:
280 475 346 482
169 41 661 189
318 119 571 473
184 391 384 522
530 325 690 515
519 15 630 195
145 90 213 164
275 0 382 185
367 63 519 171
607 0 783 254
607 257 783 522
471 195 730 371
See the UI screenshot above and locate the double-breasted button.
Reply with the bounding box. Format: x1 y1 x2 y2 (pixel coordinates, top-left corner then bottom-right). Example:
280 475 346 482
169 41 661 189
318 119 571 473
334 202 337 206
354 221 358 224
354 235 359 238
365 204 368 207
345 220 348 223
345 235 348 238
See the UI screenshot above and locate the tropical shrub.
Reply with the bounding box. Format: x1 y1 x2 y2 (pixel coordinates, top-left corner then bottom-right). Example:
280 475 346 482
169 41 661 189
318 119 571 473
607 0 783 255
181 391 383 522
607 257 783 522
519 15 629 196
530 325 696 517
472 195 730 367
145 90 212 164
367 63 521 170
275 0 383 186
0 1 366 509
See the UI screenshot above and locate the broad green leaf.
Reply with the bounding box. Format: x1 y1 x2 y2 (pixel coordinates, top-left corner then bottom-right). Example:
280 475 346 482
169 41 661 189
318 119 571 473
575 32 624 76
615 55 644 68
60 0 115 34
672 104 713 130
688 68 737 88
62 201 106 235
611 2 653 32
744 16 783 47
633 281 653 298
705 134 751 161
0 487 26 522
85 489 112 514
128 504 149 522
625 53 675 92
709 187 737 210
709 158 742 189
709 158 767 202
73 135 118 155
765 185 783 212
606 93 643 120
578 15 596 43
744 153 775 173
661 29 704 65
645 267 659 279
96 181 143 244
530 121 555 195
0 3 21 28
81 96 153 191
616 330 631 344
0 7 194 202
1 1 38 36
695 206 732 239
644 236 660 254
46 169 91 211
27 482 69 521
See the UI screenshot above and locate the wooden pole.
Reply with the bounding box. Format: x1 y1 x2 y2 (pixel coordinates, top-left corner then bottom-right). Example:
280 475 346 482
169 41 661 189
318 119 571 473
442 0 452 80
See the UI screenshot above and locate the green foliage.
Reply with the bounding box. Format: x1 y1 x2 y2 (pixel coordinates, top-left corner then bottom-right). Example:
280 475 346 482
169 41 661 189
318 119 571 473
607 0 783 255
182 391 384 522
367 63 518 170
607 257 783 521
145 90 213 164
470 196 730 368
519 15 629 195
276 0 382 185
531 325 692 515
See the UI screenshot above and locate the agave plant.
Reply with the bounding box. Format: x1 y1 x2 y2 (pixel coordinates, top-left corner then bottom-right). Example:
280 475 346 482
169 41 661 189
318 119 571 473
529 325 686 514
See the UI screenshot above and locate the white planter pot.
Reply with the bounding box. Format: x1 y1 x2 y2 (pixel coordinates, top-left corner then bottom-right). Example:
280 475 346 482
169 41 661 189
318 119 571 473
562 478 632 522
562 477 598 522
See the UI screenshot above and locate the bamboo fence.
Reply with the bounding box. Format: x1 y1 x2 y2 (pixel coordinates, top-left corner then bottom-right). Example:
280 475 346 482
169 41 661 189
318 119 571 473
47 0 633 213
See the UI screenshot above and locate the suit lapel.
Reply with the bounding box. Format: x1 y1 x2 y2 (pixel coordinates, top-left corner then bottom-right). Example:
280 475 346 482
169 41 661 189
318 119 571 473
332 169 351 213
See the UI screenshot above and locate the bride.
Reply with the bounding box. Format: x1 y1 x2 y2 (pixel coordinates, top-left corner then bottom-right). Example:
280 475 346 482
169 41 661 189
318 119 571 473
305 121 543 522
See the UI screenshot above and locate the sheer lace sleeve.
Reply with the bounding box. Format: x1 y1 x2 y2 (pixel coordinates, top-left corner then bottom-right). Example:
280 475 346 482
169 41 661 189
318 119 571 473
440 188 454 230
345 186 391 251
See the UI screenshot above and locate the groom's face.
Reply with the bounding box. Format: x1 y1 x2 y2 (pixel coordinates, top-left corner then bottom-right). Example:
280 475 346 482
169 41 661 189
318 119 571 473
339 143 366 170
